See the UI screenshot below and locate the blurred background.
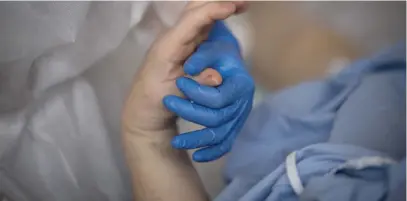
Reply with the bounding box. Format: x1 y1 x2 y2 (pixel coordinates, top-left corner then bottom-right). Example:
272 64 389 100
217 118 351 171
0 1 405 201
249 1 405 92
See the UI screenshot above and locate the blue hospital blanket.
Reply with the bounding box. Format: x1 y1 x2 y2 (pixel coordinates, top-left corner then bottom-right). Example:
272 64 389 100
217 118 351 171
215 44 406 201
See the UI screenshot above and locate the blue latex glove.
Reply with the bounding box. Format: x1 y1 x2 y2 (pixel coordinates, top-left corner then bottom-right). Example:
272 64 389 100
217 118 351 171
163 21 255 162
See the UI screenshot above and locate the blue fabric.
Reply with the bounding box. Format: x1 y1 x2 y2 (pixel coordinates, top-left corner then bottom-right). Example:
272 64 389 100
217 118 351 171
215 44 406 201
300 158 406 201
328 64 405 159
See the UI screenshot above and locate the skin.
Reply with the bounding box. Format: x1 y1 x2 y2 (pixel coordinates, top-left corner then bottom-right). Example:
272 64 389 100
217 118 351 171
193 68 223 86
121 1 247 201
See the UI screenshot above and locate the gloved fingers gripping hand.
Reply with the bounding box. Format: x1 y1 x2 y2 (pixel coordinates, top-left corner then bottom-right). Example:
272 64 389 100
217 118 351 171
176 74 253 109
170 103 250 162
163 20 255 162
163 94 240 127
165 92 252 162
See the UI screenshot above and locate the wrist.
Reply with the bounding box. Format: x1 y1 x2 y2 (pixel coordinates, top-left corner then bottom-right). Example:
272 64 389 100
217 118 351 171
122 84 177 135
122 125 180 162
121 96 178 146
122 110 176 133
122 120 177 139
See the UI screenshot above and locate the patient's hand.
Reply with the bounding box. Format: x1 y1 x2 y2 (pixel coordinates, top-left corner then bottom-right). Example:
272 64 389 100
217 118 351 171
122 1 247 135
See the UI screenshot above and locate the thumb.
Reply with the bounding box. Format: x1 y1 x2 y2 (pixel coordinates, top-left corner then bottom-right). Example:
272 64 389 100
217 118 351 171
191 68 222 87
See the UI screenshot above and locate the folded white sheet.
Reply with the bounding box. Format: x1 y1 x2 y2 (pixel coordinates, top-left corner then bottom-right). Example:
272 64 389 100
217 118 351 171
0 2 251 200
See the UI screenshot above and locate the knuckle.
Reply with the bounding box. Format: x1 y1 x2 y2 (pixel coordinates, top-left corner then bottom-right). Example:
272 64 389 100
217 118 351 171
187 9 207 24
219 109 230 122
211 98 223 108
208 128 223 144
202 109 219 127
178 10 198 27
208 2 227 11
194 139 205 148
213 90 226 105
219 143 231 154
209 110 228 127
211 97 225 108
182 10 195 19
207 117 221 127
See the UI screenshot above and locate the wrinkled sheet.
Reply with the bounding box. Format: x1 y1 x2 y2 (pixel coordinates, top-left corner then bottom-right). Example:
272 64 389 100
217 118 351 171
0 2 251 201
217 44 406 201
0 2 149 200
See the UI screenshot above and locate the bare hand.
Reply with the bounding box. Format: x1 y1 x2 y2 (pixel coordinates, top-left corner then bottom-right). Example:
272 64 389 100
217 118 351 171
122 1 248 134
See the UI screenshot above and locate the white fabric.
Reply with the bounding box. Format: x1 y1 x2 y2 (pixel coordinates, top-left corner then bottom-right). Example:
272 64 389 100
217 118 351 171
0 2 251 200
285 152 304 195
329 156 396 175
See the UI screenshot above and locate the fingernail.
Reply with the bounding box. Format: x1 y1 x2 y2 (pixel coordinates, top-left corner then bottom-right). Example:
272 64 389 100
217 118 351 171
211 76 221 85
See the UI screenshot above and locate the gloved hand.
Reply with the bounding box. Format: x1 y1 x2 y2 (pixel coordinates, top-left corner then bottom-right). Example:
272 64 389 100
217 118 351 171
163 21 255 162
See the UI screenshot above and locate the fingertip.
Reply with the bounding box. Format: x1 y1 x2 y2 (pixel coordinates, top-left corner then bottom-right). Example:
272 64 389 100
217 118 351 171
162 95 170 105
192 140 233 162
192 152 210 162
162 95 172 104
175 77 187 88
176 76 196 86
194 68 223 87
176 77 198 95
193 151 222 163
171 137 182 149
162 95 178 110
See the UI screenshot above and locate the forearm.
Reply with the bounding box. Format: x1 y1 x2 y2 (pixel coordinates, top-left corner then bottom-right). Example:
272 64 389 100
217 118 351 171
122 126 209 201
